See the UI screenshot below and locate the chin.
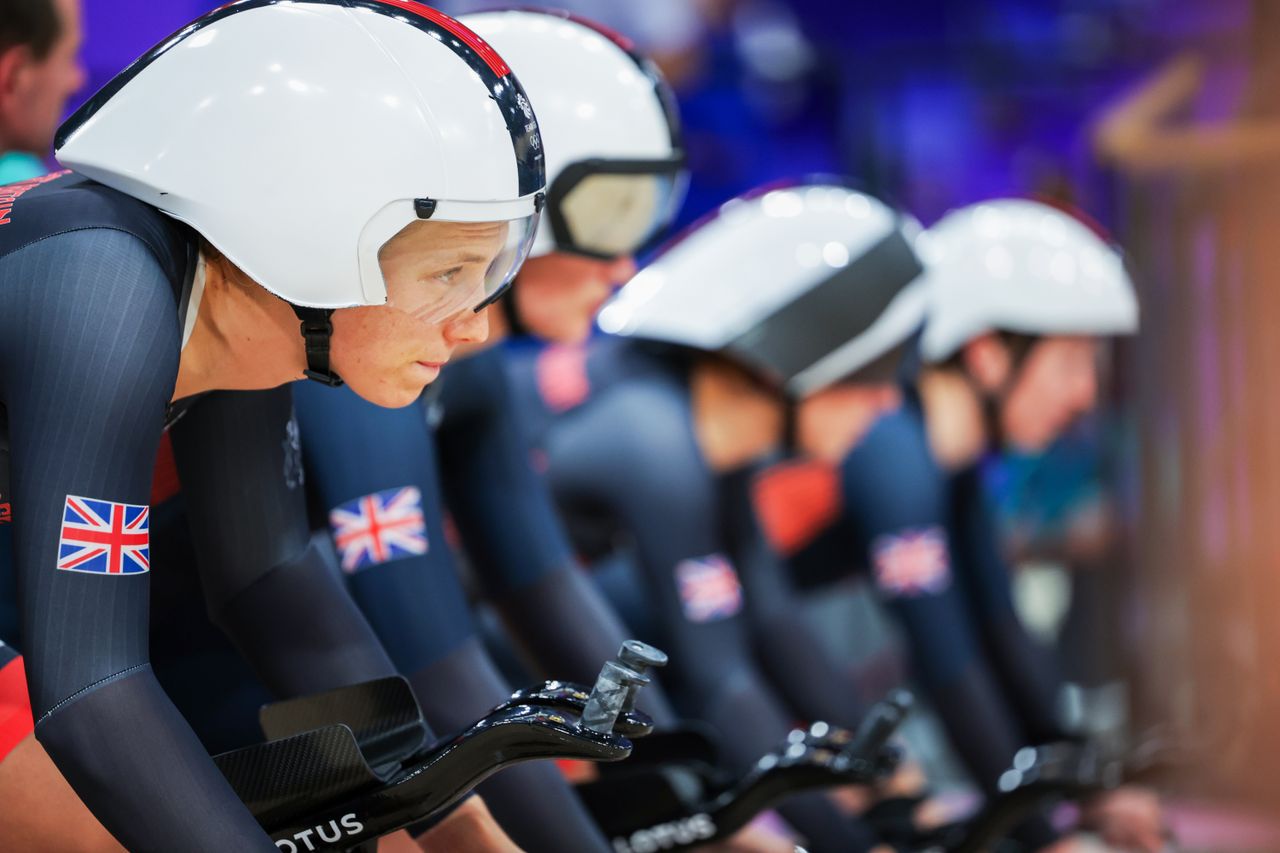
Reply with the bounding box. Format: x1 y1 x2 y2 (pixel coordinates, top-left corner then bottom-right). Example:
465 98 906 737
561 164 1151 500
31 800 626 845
552 317 594 346
1007 426 1058 454
344 373 425 409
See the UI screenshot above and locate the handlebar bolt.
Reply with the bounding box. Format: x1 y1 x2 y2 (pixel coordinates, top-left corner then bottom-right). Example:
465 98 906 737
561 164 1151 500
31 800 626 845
619 640 668 672
617 640 667 712
582 661 648 734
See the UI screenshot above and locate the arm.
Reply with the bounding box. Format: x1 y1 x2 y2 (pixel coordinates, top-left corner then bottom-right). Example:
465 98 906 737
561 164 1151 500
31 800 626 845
724 460 869 730
436 349 677 722
170 385 404 698
1 230 275 851
547 379 883 851
839 420 1060 848
837 422 1030 776
950 468 1071 745
292 381 477 684
291 379 614 852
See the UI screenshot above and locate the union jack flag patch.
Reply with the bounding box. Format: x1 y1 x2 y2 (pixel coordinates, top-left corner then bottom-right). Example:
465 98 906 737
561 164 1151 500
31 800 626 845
871 526 951 597
57 495 150 575
329 486 428 574
675 554 743 623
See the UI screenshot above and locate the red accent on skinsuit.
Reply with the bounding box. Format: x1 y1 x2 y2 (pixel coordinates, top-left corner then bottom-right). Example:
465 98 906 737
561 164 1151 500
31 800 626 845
751 460 841 556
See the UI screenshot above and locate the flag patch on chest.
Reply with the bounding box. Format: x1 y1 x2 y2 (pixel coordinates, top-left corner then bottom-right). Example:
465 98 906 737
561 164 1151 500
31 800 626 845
675 554 743 623
329 486 428 573
871 526 950 597
57 495 150 575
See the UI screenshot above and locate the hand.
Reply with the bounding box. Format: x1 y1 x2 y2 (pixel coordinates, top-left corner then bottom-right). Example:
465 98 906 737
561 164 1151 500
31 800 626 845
414 797 524 853
699 817 798 853
827 784 873 815
1079 787 1167 853
877 757 928 800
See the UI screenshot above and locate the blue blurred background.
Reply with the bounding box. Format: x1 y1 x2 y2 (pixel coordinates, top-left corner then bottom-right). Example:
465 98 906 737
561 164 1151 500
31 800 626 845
74 0 1249 227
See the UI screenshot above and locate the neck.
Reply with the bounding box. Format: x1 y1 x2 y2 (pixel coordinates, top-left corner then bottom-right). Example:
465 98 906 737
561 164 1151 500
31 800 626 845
690 359 785 472
917 367 988 471
172 252 307 401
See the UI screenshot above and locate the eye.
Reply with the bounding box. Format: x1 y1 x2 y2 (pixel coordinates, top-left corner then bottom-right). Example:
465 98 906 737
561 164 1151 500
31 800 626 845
431 266 463 285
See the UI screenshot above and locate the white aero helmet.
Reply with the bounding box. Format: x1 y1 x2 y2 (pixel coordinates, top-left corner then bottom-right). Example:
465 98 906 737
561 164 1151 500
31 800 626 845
55 0 546 381
597 180 927 397
461 8 686 260
918 199 1138 362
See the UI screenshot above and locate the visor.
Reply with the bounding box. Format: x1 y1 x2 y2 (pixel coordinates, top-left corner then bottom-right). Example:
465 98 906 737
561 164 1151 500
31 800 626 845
547 157 686 259
360 193 543 324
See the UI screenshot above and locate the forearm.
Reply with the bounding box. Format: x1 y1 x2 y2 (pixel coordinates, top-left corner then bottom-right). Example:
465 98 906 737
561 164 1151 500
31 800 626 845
37 668 276 852
174 389 402 700
211 535 401 697
493 565 679 726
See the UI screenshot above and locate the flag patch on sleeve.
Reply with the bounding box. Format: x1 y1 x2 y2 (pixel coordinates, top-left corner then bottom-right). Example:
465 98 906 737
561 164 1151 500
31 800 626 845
57 495 150 575
675 554 743 623
871 526 951 597
329 486 428 574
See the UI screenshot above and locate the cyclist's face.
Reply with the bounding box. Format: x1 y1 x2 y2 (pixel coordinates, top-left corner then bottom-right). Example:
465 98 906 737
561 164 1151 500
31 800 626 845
1001 335 1101 451
330 220 508 408
511 251 637 344
796 382 901 463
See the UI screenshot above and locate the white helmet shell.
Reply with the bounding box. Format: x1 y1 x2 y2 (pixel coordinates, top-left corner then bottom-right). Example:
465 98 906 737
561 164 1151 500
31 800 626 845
55 0 545 309
919 199 1138 362
598 181 927 396
462 9 685 259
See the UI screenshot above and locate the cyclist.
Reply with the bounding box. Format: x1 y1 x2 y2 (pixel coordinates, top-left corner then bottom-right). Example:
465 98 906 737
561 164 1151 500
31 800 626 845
0 1 544 849
747 199 1151 850
508 180 929 851
291 10 685 850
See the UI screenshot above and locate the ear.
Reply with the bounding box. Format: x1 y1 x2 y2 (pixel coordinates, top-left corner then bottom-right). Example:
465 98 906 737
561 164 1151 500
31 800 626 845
960 332 1011 393
0 44 33 99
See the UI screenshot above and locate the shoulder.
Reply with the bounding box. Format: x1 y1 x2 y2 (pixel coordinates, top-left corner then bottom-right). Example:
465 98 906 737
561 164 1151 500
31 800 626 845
547 367 703 495
841 402 949 526
576 369 693 454
0 172 192 284
0 227 183 376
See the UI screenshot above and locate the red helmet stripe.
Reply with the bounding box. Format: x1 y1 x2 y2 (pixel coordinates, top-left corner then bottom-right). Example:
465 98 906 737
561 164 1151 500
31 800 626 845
373 0 511 76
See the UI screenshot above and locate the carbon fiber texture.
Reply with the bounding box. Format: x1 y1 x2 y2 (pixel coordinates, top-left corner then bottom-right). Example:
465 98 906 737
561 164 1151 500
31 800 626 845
259 676 428 777
213 724 379 827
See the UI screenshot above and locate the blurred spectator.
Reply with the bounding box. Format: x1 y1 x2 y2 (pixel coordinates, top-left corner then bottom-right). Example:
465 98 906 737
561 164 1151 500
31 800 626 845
0 0 85 183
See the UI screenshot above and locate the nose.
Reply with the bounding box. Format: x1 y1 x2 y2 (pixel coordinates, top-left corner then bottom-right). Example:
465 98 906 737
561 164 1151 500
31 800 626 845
443 305 490 346
1075 366 1098 413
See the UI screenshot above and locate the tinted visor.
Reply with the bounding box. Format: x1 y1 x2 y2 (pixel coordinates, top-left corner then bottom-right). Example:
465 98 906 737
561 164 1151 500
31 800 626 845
547 157 686 259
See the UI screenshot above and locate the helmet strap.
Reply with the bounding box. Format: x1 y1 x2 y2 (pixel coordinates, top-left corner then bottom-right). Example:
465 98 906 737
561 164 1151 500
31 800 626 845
781 392 800 455
962 334 1038 452
293 306 344 387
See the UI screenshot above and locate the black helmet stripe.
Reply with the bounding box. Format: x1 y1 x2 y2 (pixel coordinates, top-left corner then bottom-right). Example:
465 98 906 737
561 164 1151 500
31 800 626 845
726 228 924 386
